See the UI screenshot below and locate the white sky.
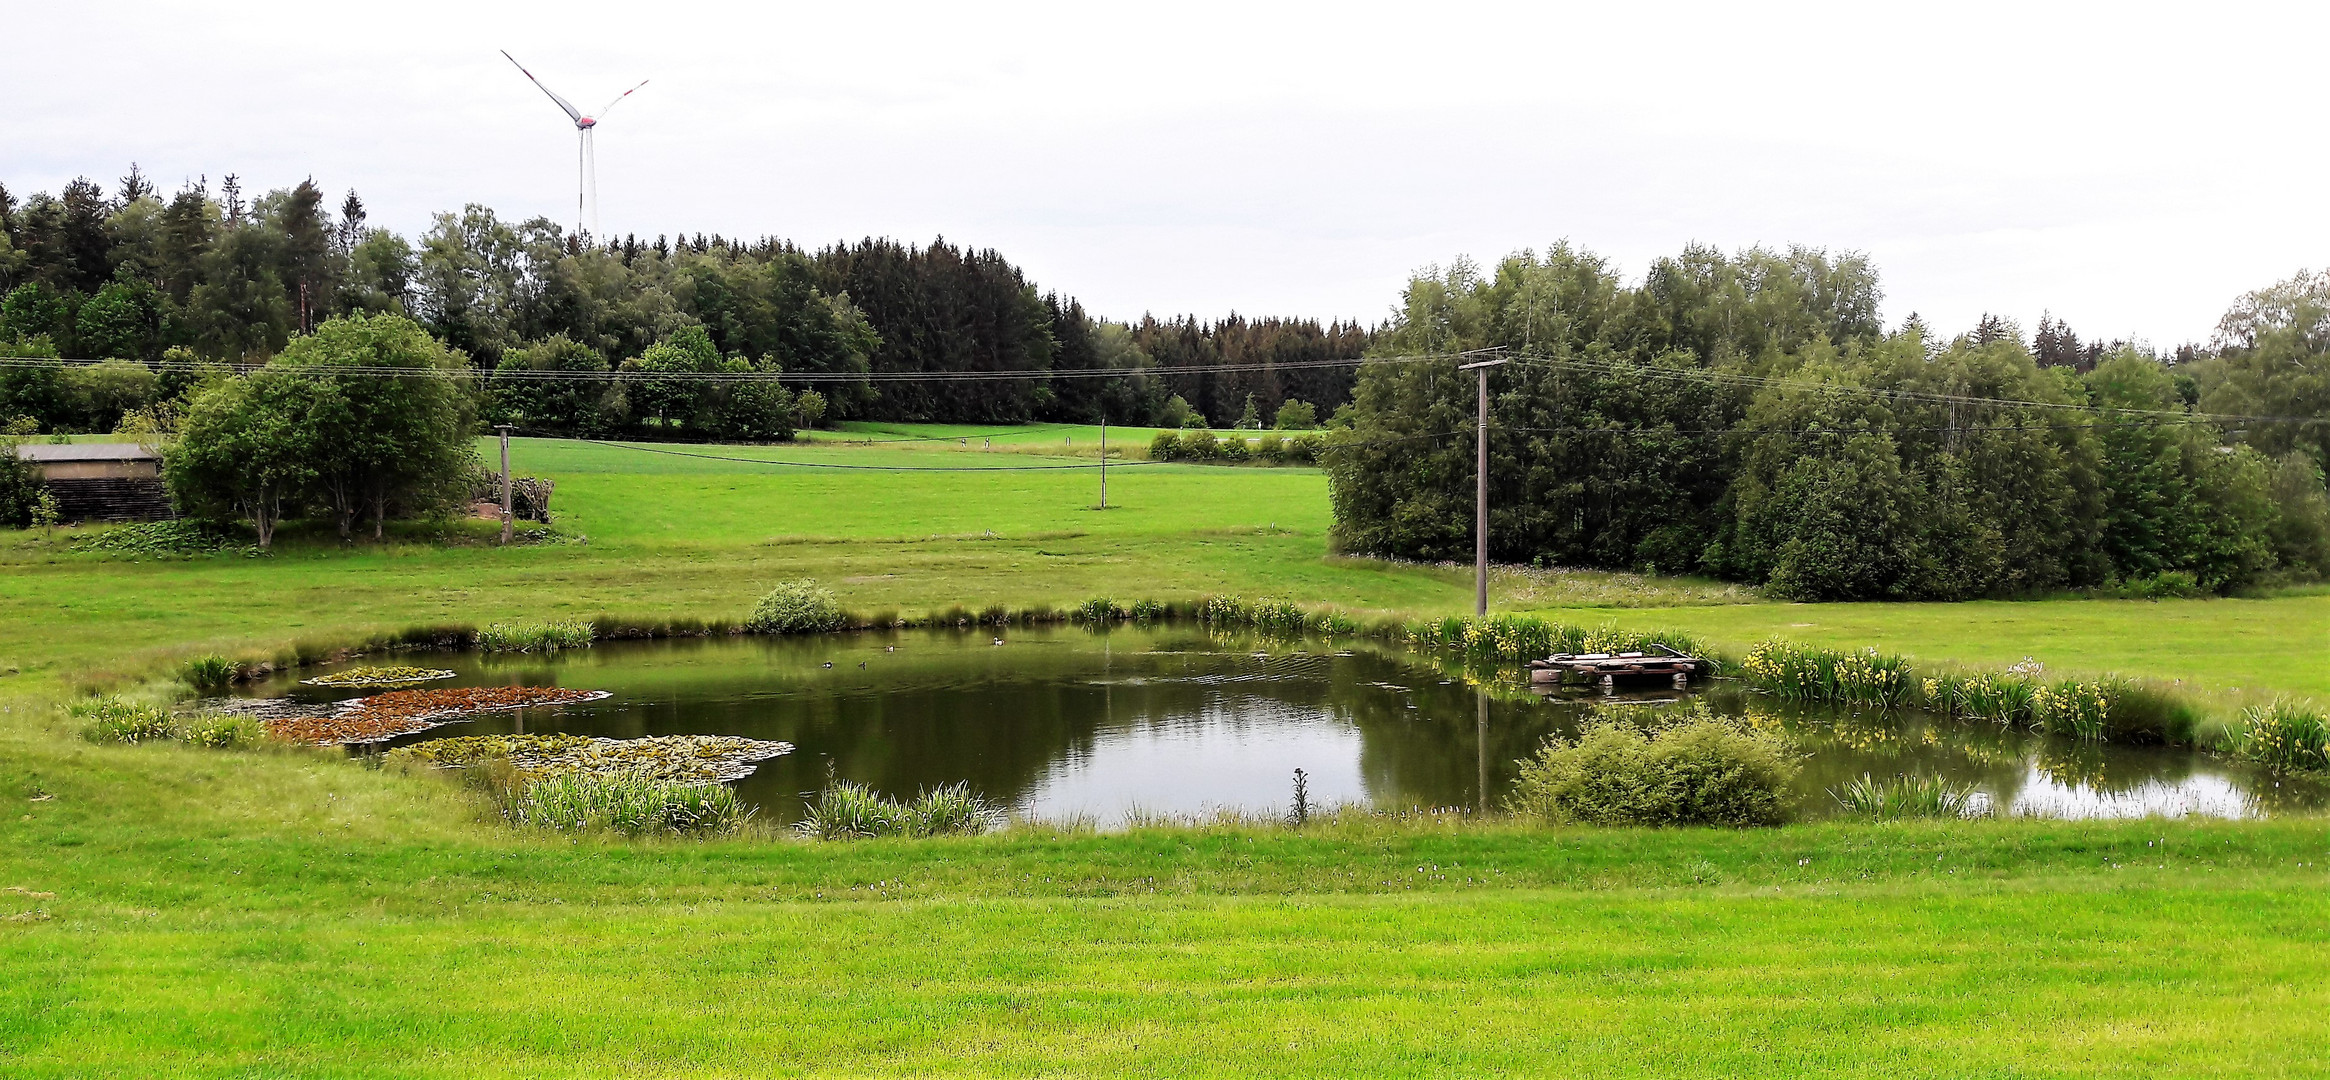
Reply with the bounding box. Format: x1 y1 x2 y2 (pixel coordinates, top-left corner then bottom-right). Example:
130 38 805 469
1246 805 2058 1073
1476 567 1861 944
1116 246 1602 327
6 0 2324 347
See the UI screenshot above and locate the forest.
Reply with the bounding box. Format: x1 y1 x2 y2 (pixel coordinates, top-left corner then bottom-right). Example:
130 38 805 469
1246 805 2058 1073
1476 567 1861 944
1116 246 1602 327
1325 245 2330 599
0 169 1370 433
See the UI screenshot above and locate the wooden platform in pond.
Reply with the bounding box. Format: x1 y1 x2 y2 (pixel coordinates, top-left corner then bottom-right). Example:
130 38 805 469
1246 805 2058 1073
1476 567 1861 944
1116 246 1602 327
1527 647 1705 691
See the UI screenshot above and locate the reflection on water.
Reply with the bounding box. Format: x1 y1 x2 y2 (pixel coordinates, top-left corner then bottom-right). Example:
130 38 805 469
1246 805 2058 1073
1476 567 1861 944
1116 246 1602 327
248 626 2328 826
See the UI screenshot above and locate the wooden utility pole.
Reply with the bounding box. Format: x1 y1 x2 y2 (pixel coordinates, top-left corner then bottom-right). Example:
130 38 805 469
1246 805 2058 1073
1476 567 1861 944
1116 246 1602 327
496 425 514 546
1457 358 1507 617
1099 419 1108 509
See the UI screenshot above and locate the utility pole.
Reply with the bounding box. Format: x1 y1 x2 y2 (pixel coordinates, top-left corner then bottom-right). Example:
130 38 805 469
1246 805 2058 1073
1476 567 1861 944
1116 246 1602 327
496 424 514 546
1457 358 1507 617
1098 419 1108 510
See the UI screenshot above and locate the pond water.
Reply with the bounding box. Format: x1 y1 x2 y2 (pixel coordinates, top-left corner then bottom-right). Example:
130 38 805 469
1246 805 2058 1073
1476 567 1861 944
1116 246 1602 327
249 626 2329 826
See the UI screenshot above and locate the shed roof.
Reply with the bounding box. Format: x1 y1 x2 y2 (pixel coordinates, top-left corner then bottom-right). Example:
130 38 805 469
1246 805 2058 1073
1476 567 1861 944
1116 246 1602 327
15 443 159 463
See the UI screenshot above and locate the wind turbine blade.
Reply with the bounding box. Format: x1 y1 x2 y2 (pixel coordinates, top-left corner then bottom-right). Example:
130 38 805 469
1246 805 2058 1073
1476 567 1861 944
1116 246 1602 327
501 49 583 123
595 80 649 119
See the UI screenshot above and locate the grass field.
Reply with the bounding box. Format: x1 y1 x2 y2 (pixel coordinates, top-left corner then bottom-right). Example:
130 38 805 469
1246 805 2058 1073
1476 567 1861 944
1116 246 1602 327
6 428 2330 1075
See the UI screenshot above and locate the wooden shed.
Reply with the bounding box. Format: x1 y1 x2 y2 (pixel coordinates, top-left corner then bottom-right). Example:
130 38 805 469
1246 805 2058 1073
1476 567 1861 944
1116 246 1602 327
14 443 175 522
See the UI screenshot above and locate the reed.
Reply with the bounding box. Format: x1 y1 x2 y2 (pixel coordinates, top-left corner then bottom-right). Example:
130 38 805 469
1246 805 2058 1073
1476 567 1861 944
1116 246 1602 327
2227 699 2330 772
476 619 596 653
796 779 1001 839
1830 773 1983 819
1738 640 1913 708
503 773 751 835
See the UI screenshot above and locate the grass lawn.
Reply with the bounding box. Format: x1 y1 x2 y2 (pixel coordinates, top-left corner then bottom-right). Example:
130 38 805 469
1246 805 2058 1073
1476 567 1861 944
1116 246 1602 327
5 427 2330 1075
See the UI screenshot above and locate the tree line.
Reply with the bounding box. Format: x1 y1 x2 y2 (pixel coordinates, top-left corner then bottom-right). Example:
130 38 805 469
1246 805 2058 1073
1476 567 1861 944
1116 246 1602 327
1325 245 2330 598
0 169 1371 436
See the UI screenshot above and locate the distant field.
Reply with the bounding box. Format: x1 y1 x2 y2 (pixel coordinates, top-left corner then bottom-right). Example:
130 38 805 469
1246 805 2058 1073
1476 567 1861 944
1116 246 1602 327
0 428 2321 701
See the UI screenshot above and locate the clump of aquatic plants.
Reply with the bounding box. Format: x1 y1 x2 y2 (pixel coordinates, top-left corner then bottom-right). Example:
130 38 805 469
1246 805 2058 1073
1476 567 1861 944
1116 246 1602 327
302 666 458 688
1402 614 1706 664
746 579 848 634
502 773 752 836
75 699 177 744
2228 699 2330 772
796 780 1001 840
1739 640 1913 709
75 697 266 749
1830 773 1983 820
1508 704 1799 827
180 654 245 691
476 619 596 653
1196 595 1360 638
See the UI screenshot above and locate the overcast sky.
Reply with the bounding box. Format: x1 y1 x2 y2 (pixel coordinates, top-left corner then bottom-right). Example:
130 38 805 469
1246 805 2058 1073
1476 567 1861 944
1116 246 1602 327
6 1 2323 346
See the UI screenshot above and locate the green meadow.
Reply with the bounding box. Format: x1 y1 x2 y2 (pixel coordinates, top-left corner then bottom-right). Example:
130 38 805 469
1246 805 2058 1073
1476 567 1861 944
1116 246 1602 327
4 430 2329 1076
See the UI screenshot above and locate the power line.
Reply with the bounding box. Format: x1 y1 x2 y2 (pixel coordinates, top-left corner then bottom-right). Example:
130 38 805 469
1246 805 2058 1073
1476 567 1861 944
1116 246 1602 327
0 348 1500 384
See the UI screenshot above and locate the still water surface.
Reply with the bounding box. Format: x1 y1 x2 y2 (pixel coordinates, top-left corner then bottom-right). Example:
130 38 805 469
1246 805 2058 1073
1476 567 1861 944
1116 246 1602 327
254 626 2326 826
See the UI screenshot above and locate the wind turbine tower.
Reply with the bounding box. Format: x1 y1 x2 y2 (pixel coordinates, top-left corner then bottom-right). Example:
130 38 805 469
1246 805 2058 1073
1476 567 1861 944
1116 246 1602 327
501 50 647 242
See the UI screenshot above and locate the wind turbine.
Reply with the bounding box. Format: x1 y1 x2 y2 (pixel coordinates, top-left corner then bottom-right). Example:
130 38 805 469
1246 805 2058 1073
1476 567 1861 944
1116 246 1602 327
501 50 647 242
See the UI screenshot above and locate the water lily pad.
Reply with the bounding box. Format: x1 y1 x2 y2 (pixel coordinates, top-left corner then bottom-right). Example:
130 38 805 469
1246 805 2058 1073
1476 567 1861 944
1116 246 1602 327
264 686 612 746
387 733 792 782
302 666 459 688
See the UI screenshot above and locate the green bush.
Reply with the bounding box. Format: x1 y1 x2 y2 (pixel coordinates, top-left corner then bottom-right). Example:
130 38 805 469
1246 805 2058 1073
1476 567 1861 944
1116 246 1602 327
1217 436 1250 462
796 780 1000 839
1273 399 1319 429
70 521 236 558
476 619 596 653
1148 430 1180 461
1283 432 1325 464
1830 773 1981 819
1509 712 1798 827
746 579 847 634
503 773 751 835
1178 429 1219 460
1254 433 1286 461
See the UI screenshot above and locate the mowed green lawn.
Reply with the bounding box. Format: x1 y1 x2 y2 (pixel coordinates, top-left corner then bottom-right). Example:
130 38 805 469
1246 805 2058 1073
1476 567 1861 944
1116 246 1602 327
6 734 2330 1077
7 429 2330 1074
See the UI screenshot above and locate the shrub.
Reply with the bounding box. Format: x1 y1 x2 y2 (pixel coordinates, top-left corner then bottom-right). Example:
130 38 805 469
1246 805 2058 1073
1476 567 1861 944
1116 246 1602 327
476 619 596 653
1216 436 1250 462
745 579 847 634
796 780 1000 839
1283 432 1325 464
503 773 751 835
2118 570 2205 600
75 698 176 744
2230 699 2330 771
1509 712 1798 827
1830 773 1981 819
1148 430 1180 461
1178 429 1219 460
70 520 235 558
1254 433 1286 461
1273 399 1319 429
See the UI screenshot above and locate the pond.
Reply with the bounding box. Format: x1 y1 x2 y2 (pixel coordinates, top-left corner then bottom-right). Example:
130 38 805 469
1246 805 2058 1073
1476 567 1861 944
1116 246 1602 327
247 626 2328 826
